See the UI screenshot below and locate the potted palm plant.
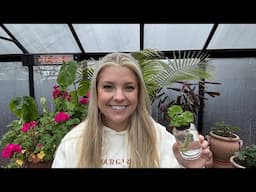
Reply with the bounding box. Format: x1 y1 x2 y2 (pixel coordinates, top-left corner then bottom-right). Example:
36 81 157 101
208 121 242 168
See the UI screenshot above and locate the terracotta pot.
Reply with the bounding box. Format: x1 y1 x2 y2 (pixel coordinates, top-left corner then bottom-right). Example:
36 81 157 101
212 159 233 168
208 131 242 163
230 156 245 169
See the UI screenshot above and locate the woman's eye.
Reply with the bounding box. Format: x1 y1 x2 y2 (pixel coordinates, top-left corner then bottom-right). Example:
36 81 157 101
103 85 113 90
125 86 134 91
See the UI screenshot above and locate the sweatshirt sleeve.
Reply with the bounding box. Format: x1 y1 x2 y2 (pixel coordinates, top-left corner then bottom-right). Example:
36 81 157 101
51 122 84 168
51 142 67 168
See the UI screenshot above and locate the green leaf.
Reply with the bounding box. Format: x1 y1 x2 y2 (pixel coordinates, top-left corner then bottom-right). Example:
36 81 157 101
78 80 90 96
57 61 78 90
40 96 49 113
168 105 194 127
9 96 38 122
167 105 183 118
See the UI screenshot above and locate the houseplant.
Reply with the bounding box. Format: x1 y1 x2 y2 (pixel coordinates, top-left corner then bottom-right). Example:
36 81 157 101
230 144 256 168
157 80 221 129
131 49 220 131
131 49 213 103
208 121 242 168
210 121 240 137
167 104 194 129
0 60 91 168
167 105 202 160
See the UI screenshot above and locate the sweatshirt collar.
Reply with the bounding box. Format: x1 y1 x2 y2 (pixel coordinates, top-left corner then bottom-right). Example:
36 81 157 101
103 126 128 135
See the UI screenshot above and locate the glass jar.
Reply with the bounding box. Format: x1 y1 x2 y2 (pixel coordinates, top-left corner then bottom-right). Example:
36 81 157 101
172 123 202 160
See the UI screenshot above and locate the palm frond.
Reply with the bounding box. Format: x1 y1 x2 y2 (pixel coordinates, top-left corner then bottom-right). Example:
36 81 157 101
140 50 213 102
76 59 96 81
131 49 162 62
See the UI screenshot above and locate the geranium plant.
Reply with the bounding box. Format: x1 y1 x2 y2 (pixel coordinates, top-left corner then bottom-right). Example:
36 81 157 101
232 144 256 168
0 60 91 168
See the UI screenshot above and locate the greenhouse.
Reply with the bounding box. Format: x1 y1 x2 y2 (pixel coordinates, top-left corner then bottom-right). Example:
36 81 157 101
0 23 256 168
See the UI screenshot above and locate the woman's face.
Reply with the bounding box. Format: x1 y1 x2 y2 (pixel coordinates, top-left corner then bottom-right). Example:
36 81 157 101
97 66 138 131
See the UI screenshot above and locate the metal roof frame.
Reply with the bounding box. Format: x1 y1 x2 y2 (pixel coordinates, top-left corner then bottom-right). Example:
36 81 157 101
1 23 256 62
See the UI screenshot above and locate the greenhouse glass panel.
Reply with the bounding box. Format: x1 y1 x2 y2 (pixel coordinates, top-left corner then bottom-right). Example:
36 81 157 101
0 39 22 54
4 24 80 53
34 65 60 112
208 24 256 49
0 62 30 139
0 27 10 38
73 24 140 52
144 24 213 50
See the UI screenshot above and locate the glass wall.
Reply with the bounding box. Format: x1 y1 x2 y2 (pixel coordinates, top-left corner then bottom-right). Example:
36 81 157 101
0 63 59 165
203 58 256 146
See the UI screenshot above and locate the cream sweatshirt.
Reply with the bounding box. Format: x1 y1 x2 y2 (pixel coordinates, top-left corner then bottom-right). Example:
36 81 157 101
51 120 183 168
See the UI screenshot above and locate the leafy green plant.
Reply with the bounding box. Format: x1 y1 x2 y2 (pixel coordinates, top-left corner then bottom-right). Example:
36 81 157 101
211 121 240 137
132 49 220 131
167 105 194 128
0 60 91 168
169 81 220 114
132 49 213 103
167 105 201 155
233 144 256 168
158 80 221 124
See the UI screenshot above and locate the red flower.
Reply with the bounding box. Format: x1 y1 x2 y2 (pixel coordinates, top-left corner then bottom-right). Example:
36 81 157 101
21 121 37 132
1 143 22 158
79 92 90 104
52 85 72 101
52 85 62 99
79 97 89 104
54 112 70 123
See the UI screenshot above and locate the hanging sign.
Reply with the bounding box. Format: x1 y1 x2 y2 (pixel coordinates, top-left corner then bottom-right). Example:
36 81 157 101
34 54 74 65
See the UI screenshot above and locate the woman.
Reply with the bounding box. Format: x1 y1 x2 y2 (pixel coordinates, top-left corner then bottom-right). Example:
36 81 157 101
52 52 212 168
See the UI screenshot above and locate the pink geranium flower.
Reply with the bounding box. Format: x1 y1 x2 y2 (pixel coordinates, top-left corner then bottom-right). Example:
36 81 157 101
52 85 71 101
79 97 89 104
54 111 70 123
2 143 22 158
21 121 37 132
79 92 90 104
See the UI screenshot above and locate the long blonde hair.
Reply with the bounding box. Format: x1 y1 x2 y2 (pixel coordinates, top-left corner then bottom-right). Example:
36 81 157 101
77 52 160 168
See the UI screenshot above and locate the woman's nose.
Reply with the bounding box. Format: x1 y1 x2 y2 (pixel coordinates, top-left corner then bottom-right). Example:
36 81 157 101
113 89 125 101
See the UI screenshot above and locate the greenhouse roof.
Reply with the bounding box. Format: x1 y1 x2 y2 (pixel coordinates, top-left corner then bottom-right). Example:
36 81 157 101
1 23 256 62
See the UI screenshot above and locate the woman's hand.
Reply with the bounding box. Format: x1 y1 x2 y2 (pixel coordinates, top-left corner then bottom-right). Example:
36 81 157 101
173 135 213 168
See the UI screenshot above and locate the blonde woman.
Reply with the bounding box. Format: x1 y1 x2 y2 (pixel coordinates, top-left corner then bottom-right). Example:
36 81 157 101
52 52 212 168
